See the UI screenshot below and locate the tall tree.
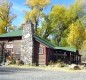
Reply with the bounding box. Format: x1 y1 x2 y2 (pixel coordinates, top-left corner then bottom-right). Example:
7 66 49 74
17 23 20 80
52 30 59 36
25 0 50 34
66 0 86 49
48 0 86 46
0 1 16 33
48 5 67 46
67 21 86 50
37 15 53 39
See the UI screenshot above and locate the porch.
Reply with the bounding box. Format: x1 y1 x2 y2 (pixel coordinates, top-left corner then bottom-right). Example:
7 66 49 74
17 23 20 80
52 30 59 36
48 49 81 64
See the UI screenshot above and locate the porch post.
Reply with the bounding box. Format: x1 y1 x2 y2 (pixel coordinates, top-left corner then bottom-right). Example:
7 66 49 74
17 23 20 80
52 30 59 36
78 55 81 63
74 55 76 63
70 52 71 64
76 55 78 64
64 52 66 63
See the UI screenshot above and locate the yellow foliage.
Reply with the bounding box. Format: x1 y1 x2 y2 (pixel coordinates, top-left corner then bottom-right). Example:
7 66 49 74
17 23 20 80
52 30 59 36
0 20 6 34
25 0 49 22
25 8 39 22
81 40 86 51
0 1 15 33
67 23 86 49
26 0 50 8
50 5 66 15
49 5 66 27
30 8 39 18
25 6 45 23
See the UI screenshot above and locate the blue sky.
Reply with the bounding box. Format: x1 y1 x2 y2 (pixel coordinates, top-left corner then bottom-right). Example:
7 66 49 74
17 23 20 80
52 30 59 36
10 0 75 27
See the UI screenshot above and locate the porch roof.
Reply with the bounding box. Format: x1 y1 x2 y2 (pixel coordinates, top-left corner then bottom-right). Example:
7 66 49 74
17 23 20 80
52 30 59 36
54 47 76 52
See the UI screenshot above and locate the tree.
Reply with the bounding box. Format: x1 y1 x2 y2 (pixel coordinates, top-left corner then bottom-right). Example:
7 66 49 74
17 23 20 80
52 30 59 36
67 21 86 50
80 0 86 26
49 0 86 46
8 25 16 32
0 19 6 33
37 3 85 46
37 15 53 39
65 0 86 27
25 0 50 34
0 1 16 33
18 23 25 30
66 0 86 50
48 5 67 46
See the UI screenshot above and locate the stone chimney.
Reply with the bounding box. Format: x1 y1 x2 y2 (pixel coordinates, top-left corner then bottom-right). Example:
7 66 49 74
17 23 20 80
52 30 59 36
21 21 34 65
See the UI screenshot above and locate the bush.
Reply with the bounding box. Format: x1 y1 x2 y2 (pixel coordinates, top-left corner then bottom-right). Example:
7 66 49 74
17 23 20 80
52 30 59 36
9 59 16 64
20 60 24 65
48 60 67 67
56 62 67 67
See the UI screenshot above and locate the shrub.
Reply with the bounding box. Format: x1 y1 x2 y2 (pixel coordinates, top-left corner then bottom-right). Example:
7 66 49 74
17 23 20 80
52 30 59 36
48 60 67 67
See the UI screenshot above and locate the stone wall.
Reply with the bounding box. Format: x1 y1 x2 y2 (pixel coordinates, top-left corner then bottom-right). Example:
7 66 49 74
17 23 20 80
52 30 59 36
21 21 34 65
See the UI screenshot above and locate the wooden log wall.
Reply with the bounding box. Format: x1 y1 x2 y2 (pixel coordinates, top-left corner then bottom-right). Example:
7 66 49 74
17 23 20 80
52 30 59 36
38 44 46 65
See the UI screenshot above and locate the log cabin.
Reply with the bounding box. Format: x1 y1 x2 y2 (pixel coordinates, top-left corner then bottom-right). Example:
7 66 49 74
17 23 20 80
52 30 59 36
0 30 81 65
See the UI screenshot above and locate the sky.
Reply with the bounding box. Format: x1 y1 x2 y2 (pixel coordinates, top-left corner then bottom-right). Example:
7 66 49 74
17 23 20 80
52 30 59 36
10 0 75 27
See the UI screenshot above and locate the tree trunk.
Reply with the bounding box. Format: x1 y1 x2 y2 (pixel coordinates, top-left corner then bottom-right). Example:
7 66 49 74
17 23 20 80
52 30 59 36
57 40 60 46
34 17 38 34
57 35 61 46
5 26 8 33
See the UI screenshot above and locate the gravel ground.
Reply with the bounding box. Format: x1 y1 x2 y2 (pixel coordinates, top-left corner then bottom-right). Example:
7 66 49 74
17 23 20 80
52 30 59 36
0 67 86 80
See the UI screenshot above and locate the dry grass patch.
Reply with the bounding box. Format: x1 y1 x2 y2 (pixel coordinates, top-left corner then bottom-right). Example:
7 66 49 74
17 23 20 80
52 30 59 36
6 64 86 72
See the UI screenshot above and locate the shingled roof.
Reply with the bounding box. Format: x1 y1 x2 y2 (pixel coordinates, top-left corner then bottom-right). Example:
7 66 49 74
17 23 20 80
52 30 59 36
0 30 76 52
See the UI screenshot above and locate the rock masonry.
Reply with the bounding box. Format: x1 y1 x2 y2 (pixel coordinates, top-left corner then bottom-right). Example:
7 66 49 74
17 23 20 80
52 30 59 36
21 21 34 65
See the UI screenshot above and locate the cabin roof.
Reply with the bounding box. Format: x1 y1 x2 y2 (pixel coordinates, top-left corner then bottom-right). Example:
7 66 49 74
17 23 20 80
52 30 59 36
0 30 22 37
34 35 55 48
54 46 76 52
34 35 76 52
0 30 76 52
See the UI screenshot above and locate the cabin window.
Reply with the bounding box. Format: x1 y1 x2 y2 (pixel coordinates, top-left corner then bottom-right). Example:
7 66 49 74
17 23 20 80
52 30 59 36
39 47 43 54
